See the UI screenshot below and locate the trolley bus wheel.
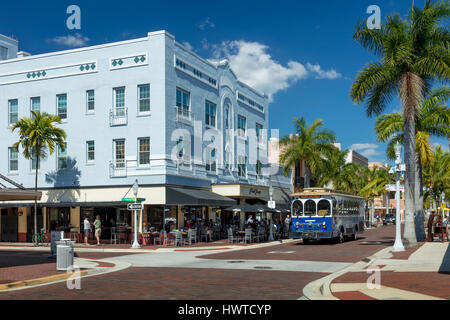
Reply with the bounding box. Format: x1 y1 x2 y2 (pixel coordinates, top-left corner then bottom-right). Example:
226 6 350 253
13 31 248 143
353 228 358 241
337 230 345 244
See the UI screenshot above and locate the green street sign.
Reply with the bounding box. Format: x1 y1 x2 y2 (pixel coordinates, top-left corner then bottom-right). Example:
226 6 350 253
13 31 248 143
121 198 146 203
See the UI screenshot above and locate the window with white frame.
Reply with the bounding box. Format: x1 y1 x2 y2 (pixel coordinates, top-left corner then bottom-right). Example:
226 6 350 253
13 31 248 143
238 155 247 177
57 144 67 169
30 97 40 117
138 138 150 166
8 99 18 125
86 141 95 162
86 90 95 112
256 123 263 144
205 101 216 127
113 87 125 116
205 147 216 172
114 139 125 168
176 88 190 118
8 147 18 172
57 94 67 119
138 84 150 113
256 159 262 176
237 115 246 137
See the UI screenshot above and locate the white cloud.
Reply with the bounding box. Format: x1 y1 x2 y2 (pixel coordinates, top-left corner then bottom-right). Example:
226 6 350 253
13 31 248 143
207 40 340 101
181 41 194 51
49 33 89 47
306 63 341 79
349 143 383 160
198 17 215 30
349 143 379 151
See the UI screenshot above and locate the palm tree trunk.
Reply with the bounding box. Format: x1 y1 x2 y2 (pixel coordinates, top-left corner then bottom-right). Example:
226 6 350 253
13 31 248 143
400 73 421 247
370 200 375 227
414 153 426 241
304 163 311 188
34 155 39 246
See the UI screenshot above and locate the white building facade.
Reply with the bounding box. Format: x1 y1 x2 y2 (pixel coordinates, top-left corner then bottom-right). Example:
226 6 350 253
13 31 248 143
0 31 291 242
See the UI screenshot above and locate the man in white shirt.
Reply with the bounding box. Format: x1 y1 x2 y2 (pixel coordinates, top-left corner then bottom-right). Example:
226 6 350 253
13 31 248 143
83 217 91 245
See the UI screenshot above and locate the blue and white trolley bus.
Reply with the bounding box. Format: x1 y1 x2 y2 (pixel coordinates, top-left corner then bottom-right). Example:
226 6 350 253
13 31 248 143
291 188 365 244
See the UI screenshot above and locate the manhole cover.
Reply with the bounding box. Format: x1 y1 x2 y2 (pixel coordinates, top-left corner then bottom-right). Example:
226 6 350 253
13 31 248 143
254 266 272 269
228 261 245 263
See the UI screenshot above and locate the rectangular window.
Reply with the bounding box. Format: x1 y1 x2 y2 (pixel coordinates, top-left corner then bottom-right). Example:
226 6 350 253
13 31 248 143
57 144 67 169
8 147 18 172
86 141 95 162
113 87 125 116
86 90 95 112
138 138 150 166
238 155 247 177
206 148 216 172
114 139 125 168
138 84 150 113
237 115 246 137
256 160 262 176
176 88 190 118
30 97 40 117
256 123 263 143
205 101 216 127
8 99 18 125
57 94 67 119
0 46 8 60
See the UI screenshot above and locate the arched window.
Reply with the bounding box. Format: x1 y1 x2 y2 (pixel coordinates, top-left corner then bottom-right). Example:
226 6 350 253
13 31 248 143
318 200 331 217
304 200 316 216
292 200 303 216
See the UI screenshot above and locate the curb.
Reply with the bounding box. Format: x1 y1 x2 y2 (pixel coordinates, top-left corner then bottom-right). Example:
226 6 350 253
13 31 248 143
0 270 88 291
301 246 393 300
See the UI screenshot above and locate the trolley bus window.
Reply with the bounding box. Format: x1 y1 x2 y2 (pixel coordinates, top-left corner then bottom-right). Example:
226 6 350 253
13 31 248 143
304 200 316 216
317 199 331 217
292 200 303 216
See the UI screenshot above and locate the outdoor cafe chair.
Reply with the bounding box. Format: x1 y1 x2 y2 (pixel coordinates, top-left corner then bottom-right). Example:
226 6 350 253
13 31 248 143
165 231 175 246
200 228 209 242
174 231 184 247
110 227 119 244
153 230 163 245
187 228 197 244
244 228 253 243
227 228 239 243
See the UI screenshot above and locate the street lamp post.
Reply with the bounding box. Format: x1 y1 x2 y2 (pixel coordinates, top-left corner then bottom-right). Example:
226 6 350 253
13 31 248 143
131 179 141 249
268 186 274 241
392 142 405 252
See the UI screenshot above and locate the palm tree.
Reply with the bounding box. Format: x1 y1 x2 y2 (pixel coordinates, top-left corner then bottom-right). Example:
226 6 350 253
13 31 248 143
358 167 394 226
375 86 450 239
350 0 450 246
423 146 450 210
317 148 361 193
279 117 336 189
11 111 66 245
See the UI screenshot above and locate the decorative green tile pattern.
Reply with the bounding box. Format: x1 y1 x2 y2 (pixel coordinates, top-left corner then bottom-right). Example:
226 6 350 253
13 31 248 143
26 70 46 79
80 63 96 72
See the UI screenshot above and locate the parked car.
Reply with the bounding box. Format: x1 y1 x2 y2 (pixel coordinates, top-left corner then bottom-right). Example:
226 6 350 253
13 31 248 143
383 213 396 225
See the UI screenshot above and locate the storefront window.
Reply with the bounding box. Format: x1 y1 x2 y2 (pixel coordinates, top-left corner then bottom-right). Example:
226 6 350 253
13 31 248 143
47 207 70 231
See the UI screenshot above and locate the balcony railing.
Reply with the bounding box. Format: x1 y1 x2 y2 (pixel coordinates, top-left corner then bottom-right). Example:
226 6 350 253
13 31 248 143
110 107 128 126
109 160 127 177
175 106 194 124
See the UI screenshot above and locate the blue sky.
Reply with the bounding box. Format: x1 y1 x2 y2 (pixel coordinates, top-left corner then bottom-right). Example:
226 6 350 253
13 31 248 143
1 0 448 163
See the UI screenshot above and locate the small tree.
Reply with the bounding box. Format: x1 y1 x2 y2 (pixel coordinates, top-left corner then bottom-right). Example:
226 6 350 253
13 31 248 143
11 111 66 245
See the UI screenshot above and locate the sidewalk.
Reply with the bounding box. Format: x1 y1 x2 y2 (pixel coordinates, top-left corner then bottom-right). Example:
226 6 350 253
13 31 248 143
303 241 450 300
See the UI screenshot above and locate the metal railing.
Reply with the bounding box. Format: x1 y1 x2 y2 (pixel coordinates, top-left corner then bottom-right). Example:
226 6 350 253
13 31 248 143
110 107 128 126
175 106 194 124
109 160 127 177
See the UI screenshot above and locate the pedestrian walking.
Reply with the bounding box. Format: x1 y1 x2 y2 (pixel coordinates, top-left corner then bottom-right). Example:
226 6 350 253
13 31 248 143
83 216 91 245
94 215 102 246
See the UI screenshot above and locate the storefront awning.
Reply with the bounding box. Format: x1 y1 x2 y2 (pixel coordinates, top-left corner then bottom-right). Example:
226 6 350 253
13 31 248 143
0 201 126 208
166 187 236 207
0 189 42 201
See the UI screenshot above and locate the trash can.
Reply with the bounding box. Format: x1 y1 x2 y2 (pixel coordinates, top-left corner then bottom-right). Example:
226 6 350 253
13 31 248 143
56 243 74 271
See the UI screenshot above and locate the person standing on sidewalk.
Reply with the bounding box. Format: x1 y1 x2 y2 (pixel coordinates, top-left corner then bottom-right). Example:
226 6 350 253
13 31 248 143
83 216 91 245
94 215 102 246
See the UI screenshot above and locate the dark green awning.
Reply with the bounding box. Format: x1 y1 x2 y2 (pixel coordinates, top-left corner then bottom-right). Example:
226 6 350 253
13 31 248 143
166 187 236 207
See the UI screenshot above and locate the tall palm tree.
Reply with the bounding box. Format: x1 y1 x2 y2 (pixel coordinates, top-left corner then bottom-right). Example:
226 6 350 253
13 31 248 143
279 117 335 188
375 86 450 239
317 148 361 193
350 0 450 246
11 111 66 245
423 146 450 210
358 167 394 226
